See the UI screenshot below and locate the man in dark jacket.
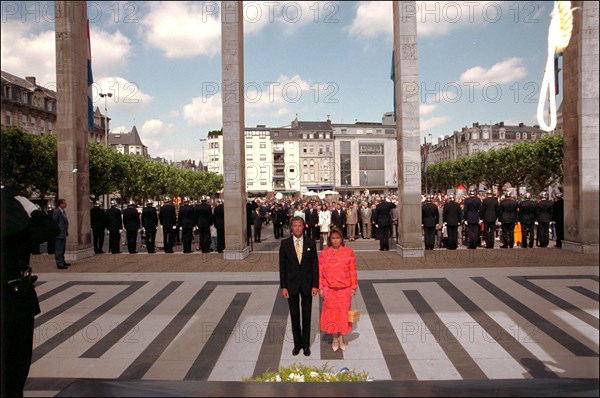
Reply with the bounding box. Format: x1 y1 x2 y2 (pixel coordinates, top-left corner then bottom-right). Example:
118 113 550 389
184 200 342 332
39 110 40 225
519 193 537 248
422 195 439 250
195 196 213 253
178 197 195 253
373 196 396 251
159 197 177 253
498 193 519 248
536 192 553 248
141 200 158 253
90 201 106 254
442 194 462 250
106 200 123 254
213 199 225 253
122 201 140 253
480 190 499 248
552 192 565 247
463 189 482 249
304 202 319 240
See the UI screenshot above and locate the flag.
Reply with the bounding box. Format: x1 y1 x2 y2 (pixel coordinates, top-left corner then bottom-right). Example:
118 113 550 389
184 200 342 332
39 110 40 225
87 19 95 132
422 137 429 174
390 50 396 122
394 168 397 183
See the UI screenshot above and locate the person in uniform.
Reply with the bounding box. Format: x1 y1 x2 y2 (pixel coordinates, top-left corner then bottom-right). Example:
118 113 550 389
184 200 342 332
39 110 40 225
536 192 553 248
552 192 565 247
52 198 70 268
442 194 461 250
141 200 158 253
519 193 537 249
122 200 140 253
213 199 225 253
373 196 396 251
252 206 263 243
1 186 54 397
480 190 499 248
90 201 106 254
422 195 439 250
106 200 123 254
463 189 482 249
159 197 177 253
195 196 213 253
178 197 195 253
46 205 56 254
498 193 519 248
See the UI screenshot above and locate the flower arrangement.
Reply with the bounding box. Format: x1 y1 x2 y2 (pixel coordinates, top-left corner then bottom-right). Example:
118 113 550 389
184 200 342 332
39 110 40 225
246 363 370 382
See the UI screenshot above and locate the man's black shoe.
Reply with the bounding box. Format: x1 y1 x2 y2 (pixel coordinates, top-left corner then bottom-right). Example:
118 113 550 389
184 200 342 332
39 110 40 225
292 348 301 356
64 262 71 266
500 245 508 248
303 347 311 356
57 265 68 269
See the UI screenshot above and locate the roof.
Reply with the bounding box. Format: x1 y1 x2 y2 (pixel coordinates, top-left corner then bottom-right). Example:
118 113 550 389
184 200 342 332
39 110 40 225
296 121 333 131
1 70 55 98
109 125 145 146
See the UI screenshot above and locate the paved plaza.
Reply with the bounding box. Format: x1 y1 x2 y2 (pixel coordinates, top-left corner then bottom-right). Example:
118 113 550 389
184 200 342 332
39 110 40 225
24 225 599 396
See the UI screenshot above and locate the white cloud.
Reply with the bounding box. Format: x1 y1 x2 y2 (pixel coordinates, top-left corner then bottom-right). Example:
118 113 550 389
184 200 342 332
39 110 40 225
92 76 154 111
142 1 221 59
89 27 132 75
139 119 178 156
459 57 527 85
420 103 437 116
346 1 505 40
421 116 451 131
183 94 222 128
110 125 130 134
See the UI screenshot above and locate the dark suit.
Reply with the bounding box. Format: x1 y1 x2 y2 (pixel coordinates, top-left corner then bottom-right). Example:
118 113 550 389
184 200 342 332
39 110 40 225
463 196 482 249
442 200 461 249
279 235 319 352
195 202 213 252
422 202 439 250
330 208 345 230
122 206 140 253
52 207 68 266
480 196 499 248
141 205 158 253
519 199 537 248
552 197 564 247
536 199 553 247
304 207 319 240
498 197 519 248
373 201 396 250
90 206 106 253
159 203 177 253
178 204 195 253
106 206 123 253
213 203 225 252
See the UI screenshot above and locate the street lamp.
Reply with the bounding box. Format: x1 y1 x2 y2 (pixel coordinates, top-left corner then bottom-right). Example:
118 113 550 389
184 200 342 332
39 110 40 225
99 92 112 147
199 138 207 171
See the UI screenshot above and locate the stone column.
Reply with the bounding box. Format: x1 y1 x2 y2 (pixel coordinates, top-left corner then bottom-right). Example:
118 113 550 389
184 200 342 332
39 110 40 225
393 1 423 257
54 1 94 260
221 1 250 260
561 1 599 253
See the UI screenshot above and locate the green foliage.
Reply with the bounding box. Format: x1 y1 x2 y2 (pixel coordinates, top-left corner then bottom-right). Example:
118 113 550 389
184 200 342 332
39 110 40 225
245 362 370 382
422 135 564 193
1 127 224 200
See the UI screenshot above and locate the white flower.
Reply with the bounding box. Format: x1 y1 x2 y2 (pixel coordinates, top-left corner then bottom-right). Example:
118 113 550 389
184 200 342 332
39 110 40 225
288 372 304 382
275 374 282 382
310 371 319 378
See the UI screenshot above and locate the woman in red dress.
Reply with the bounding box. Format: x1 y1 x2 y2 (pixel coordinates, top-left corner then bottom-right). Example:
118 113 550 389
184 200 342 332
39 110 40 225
319 227 358 351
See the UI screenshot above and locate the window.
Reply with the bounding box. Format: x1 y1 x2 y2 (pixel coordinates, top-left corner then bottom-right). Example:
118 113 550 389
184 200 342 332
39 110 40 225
516 132 521 139
523 132 528 140
325 133 330 139
5 111 11 126
260 142 266 148
471 132 478 139
309 133 314 139
499 129 505 139
273 132 279 137
259 154 266 161
309 145 314 153
318 133 323 139
22 115 27 128
246 154 253 161
246 142 253 148
531 133 536 140
303 145 307 153
357 129 364 134
326 145 330 153
482 129 489 139
288 131 293 137
303 133 307 139
303 160 308 167
366 129 373 134
319 145 323 155
41 120 45 132
310 159 314 166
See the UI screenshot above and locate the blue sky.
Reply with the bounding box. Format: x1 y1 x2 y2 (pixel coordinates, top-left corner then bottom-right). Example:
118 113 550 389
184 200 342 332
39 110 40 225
1 1 560 162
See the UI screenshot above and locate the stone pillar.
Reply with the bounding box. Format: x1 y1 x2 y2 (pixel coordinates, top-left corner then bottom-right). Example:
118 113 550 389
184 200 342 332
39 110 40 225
393 1 423 257
561 1 599 253
55 1 94 260
221 1 250 260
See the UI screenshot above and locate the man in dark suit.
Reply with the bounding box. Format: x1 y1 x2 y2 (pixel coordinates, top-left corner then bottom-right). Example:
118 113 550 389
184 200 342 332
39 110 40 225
498 193 519 248
304 202 319 240
178 197 195 253
246 199 257 245
279 216 319 357
373 196 396 251
463 189 482 249
519 193 537 248
159 197 177 253
536 192 553 248
213 199 225 253
442 195 461 250
106 200 123 254
52 198 70 268
480 190 499 248
422 195 439 250
122 201 140 253
141 200 158 253
195 196 213 252
552 192 564 247
330 203 346 232
90 201 106 254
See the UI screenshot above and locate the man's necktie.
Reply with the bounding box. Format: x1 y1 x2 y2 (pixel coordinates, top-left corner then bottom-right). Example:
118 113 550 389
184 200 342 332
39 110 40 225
295 239 301 263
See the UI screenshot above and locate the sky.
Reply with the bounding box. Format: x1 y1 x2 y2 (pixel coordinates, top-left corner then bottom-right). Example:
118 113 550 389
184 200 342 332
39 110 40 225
1 1 561 162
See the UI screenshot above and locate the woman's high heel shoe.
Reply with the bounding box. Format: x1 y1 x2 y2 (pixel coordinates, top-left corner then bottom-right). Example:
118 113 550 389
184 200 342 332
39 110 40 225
332 337 339 352
339 336 346 351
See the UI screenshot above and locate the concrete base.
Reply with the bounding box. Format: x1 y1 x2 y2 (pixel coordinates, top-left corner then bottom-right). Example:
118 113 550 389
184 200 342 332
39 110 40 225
223 246 251 260
65 246 95 261
561 240 600 254
396 244 424 258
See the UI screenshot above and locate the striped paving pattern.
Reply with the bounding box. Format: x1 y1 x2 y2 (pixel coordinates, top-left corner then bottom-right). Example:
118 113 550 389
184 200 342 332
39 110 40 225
25 267 598 395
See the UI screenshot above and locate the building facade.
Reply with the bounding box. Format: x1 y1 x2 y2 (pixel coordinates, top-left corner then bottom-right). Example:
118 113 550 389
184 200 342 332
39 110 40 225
108 125 148 157
1 70 107 143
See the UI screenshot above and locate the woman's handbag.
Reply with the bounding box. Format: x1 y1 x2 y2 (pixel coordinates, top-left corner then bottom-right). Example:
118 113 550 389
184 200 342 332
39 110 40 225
348 294 360 323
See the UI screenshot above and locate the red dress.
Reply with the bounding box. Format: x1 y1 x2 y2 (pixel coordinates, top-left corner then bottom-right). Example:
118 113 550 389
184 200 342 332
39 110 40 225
319 245 358 335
